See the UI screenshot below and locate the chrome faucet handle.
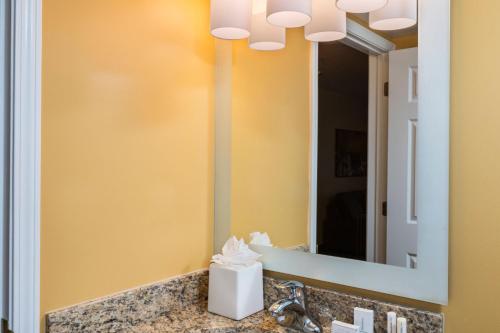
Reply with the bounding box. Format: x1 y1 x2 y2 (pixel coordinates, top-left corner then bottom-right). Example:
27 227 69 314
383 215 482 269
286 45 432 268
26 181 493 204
270 281 322 333
277 280 304 291
277 281 305 300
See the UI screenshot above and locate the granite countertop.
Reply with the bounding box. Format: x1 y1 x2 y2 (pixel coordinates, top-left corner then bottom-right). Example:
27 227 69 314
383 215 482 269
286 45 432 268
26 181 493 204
47 270 443 333
129 301 320 333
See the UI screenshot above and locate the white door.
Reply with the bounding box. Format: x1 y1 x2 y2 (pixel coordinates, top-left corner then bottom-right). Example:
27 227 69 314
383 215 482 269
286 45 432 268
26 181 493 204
386 48 418 268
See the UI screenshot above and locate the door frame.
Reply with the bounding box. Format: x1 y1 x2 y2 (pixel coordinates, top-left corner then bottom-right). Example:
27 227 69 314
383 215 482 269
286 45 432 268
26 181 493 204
308 19 395 258
0 0 11 325
7 0 42 332
372 53 390 264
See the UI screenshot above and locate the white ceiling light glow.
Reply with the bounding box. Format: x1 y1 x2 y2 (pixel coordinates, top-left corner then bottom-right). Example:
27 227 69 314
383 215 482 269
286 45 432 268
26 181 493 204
250 0 286 51
266 0 312 28
336 0 388 13
305 0 346 42
369 0 417 31
210 0 252 40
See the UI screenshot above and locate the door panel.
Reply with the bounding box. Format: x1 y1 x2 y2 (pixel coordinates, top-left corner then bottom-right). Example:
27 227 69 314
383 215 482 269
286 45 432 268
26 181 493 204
387 48 418 268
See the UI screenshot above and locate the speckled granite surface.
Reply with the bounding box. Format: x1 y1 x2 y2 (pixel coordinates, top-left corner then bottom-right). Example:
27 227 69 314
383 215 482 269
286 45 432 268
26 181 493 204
130 301 299 333
47 269 443 333
46 270 208 333
264 279 443 333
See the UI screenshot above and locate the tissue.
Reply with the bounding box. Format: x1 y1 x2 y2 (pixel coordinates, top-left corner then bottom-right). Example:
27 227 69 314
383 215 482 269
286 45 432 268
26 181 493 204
249 232 273 247
212 236 261 266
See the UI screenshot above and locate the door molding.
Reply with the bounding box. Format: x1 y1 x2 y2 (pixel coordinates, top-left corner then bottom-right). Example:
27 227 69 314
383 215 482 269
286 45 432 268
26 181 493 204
9 0 42 331
344 18 396 55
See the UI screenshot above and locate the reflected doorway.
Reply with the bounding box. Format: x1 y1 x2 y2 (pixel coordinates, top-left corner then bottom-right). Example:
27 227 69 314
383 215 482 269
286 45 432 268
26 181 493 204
316 43 369 260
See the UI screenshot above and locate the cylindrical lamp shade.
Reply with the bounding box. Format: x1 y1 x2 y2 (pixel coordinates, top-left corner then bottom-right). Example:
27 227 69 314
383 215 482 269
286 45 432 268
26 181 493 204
210 0 252 39
250 12 286 51
369 0 417 30
305 0 346 42
336 0 387 13
267 0 312 28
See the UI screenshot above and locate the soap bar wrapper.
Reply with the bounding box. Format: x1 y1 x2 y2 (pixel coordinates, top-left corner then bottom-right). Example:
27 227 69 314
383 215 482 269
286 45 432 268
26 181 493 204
208 262 264 320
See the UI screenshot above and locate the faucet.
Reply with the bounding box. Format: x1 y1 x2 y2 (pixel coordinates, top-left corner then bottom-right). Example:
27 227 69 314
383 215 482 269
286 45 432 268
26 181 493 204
269 281 322 333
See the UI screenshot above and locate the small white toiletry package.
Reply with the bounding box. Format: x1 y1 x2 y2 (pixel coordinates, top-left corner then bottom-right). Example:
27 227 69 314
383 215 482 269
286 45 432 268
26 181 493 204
354 307 374 333
387 312 397 333
208 237 264 320
332 320 360 333
397 317 407 333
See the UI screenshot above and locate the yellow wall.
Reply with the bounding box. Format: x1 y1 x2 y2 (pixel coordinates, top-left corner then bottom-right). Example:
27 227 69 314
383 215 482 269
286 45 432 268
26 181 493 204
41 0 214 326
445 0 500 329
41 1 500 332
271 1 500 332
231 29 310 248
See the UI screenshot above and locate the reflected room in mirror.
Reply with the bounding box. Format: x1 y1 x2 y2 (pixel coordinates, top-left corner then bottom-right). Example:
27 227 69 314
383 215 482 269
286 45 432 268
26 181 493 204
226 14 419 269
315 19 418 268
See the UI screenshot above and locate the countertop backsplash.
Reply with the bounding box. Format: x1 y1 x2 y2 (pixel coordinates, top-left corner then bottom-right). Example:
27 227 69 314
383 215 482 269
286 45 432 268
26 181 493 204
46 270 208 332
46 269 443 333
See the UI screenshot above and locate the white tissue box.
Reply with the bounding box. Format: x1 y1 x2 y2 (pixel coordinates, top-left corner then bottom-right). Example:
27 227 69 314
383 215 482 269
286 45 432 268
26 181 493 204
208 262 264 320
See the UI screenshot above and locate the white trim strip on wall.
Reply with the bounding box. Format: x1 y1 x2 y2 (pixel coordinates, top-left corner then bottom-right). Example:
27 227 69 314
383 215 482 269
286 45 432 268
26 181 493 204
9 0 42 331
0 0 11 324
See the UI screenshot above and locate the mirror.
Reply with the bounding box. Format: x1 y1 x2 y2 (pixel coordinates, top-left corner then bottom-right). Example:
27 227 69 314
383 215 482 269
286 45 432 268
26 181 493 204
227 15 418 268
215 0 449 304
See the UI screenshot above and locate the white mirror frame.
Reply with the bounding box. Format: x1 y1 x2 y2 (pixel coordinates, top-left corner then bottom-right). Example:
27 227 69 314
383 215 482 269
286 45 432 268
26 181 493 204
251 0 449 304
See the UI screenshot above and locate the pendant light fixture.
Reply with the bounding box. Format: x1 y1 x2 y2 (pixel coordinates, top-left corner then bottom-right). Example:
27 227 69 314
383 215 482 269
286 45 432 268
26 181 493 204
305 0 346 42
250 0 286 51
369 0 417 30
266 0 312 28
336 0 387 13
210 0 252 39
209 0 418 51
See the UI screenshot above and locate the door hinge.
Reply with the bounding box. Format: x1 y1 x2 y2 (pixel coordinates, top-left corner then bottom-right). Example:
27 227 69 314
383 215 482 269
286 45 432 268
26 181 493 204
384 82 389 97
382 201 387 217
